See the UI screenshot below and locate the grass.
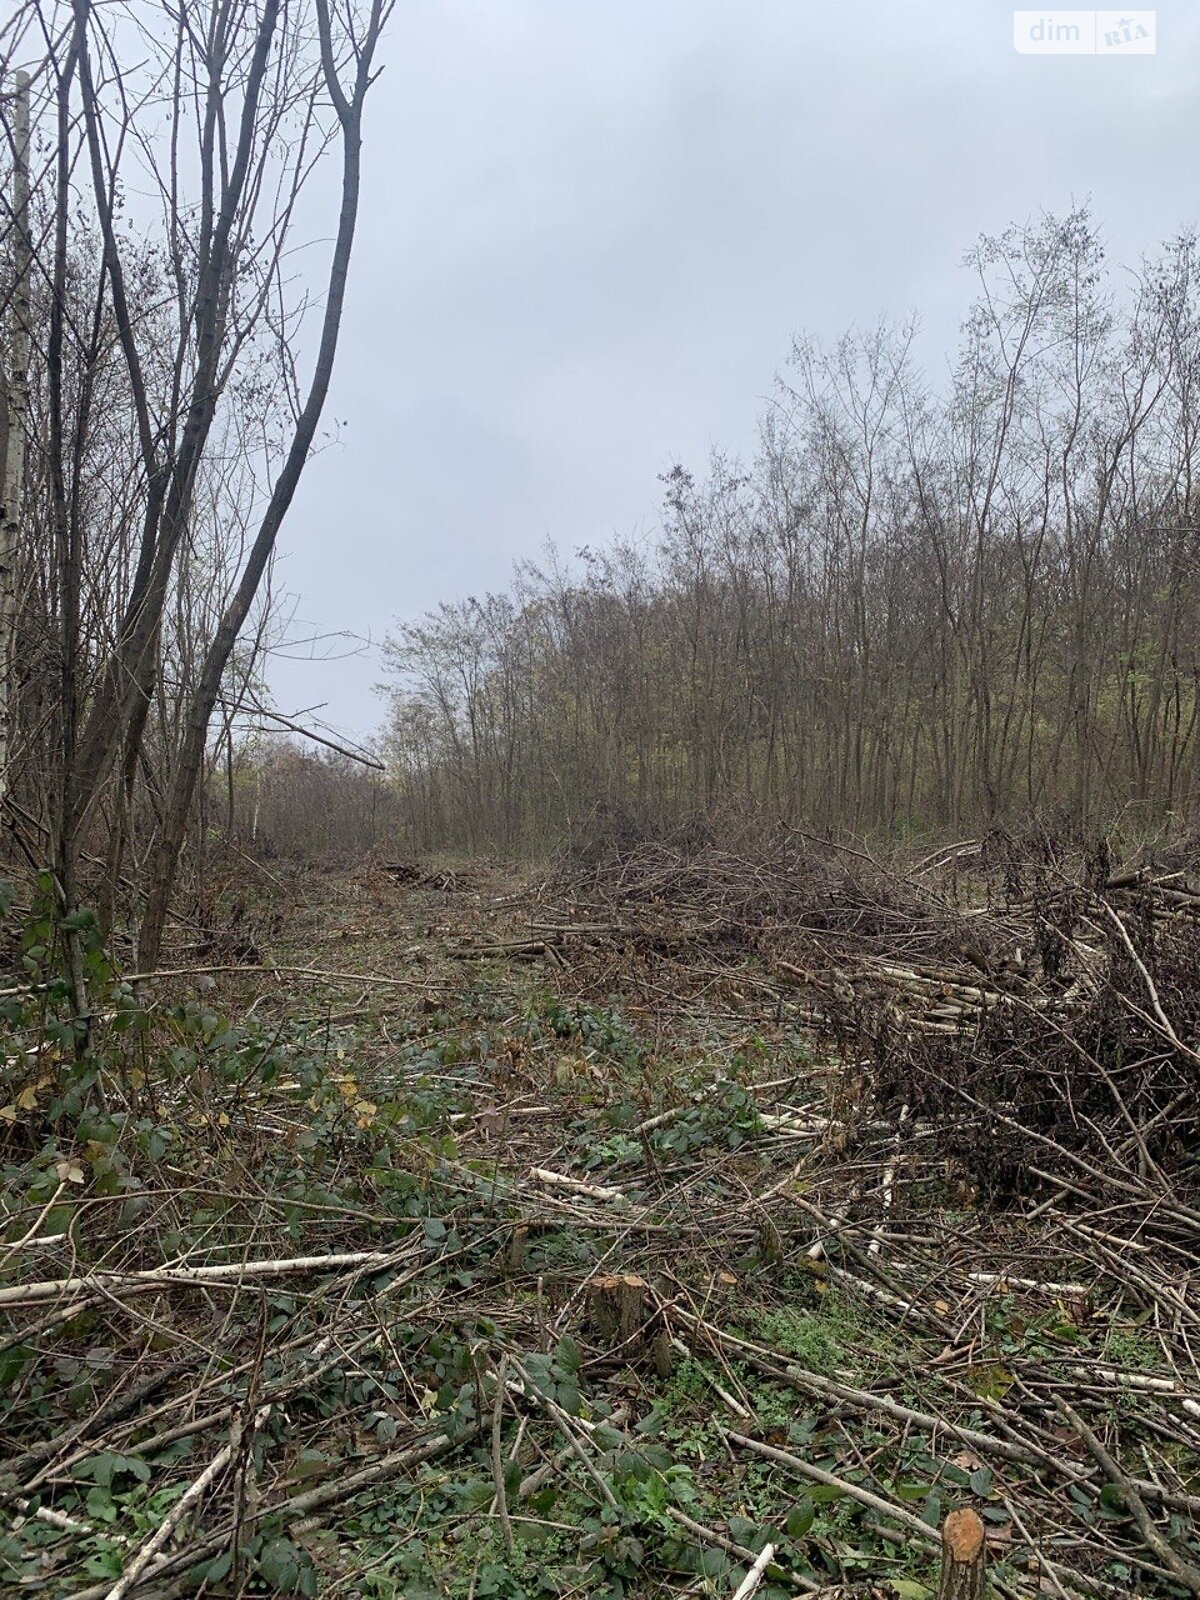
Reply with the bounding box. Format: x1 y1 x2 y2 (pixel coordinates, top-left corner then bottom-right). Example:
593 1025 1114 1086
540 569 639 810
748 1290 895 1377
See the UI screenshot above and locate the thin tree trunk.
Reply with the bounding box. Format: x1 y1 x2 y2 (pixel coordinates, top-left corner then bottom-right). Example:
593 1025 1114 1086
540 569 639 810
138 0 383 968
0 69 31 806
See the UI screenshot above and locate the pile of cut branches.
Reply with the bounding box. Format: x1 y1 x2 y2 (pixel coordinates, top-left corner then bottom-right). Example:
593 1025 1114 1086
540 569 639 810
2 854 1199 1599
537 829 1200 1201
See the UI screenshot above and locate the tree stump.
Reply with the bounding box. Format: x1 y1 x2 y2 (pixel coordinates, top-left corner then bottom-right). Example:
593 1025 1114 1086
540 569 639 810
584 1273 674 1374
586 1274 651 1349
938 1508 986 1600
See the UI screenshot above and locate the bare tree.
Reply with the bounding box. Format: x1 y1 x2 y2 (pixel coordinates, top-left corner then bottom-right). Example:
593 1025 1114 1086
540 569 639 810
0 68 30 810
1 0 392 967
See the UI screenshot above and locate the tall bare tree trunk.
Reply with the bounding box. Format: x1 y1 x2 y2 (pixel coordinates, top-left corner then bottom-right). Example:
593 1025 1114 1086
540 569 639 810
0 69 30 806
137 0 385 969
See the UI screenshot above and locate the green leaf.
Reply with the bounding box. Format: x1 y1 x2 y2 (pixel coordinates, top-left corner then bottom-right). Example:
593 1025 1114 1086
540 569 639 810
697 1547 730 1578
85 1485 117 1523
727 1515 768 1550
80 1451 151 1487
83 1550 124 1579
143 1129 169 1162
555 1377 581 1416
80 1452 117 1489
554 1335 582 1376
0 1345 32 1389
893 1480 934 1502
786 1499 815 1537
456 1477 496 1513
258 1536 315 1595
190 1552 233 1584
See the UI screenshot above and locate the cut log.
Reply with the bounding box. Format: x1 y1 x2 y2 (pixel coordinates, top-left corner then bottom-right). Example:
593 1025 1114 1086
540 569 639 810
938 1508 986 1600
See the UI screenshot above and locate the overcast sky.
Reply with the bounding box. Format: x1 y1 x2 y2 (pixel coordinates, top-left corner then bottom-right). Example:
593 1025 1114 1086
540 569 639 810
267 0 1200 741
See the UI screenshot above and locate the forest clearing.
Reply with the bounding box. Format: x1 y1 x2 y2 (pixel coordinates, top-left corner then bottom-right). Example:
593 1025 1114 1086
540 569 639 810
1 827 1197 1598
3 1 1199 1596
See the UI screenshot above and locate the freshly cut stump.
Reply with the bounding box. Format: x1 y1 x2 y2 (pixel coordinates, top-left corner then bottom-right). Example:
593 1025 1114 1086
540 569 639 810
586 1273 651 1350
938 1508 986 1600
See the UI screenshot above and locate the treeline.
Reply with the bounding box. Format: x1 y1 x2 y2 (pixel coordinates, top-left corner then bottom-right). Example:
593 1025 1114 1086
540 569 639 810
378 213 1200 853
218 740 398 861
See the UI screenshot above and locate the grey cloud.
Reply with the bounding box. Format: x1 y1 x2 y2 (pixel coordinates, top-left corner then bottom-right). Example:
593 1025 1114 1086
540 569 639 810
268 0 1200 737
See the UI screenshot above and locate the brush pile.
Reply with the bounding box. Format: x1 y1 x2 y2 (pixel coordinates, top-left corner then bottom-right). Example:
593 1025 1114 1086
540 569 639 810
539 826 1200 1203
